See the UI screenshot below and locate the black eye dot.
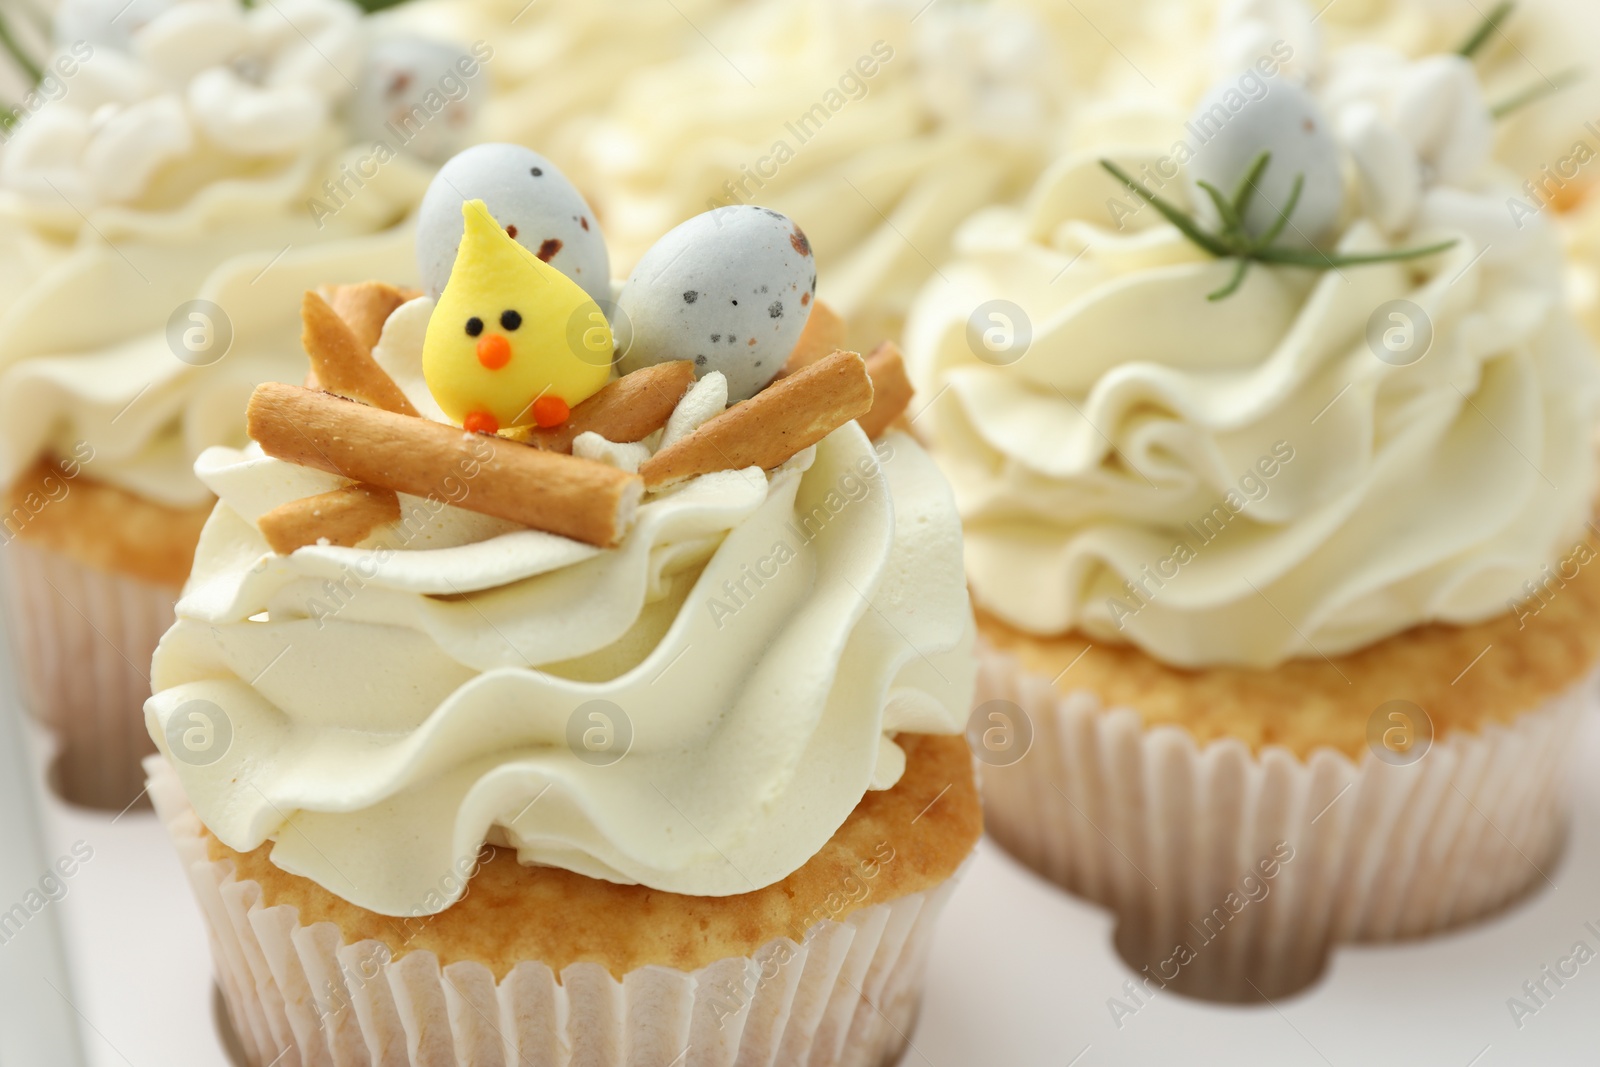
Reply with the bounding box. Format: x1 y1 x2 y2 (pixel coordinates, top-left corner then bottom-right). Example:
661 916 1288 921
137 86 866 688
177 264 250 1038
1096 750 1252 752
465 317 484 337
500 309 522 331
530 167 543 177
731 299 738 306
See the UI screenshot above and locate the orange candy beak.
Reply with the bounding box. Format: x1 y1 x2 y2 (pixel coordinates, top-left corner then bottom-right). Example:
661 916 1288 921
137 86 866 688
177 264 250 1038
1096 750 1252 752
476 333 512 370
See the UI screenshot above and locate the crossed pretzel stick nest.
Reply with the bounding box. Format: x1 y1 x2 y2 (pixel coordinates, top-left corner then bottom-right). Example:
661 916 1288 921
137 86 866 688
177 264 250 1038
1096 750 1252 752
246 283 916 553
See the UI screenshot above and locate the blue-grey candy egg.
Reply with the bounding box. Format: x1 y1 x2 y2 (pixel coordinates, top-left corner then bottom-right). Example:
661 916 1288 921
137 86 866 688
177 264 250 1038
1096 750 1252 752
416 143 609 307
615 206 816 403
349 36 484 167
1187 77 1342 246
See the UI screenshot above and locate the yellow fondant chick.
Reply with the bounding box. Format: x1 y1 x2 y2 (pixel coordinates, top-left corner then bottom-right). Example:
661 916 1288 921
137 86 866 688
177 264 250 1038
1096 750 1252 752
423 199 613 434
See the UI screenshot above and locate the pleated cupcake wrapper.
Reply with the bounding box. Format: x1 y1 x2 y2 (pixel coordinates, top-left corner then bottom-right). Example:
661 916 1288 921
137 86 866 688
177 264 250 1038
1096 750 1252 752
148 756 961 1067
2 539 173 809
975 640 1596 1001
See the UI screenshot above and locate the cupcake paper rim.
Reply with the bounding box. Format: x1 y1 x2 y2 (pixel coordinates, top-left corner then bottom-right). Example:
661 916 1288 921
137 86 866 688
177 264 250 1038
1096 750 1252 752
148 753 965 1067
2 537 171 809
972 638 1595 1001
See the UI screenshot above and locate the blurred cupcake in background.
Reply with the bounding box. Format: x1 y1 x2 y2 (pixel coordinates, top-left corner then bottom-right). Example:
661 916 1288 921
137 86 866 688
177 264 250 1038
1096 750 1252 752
1078 0 1600 346
562 0 1159 350
905 0 1600 1002
0 0 483 809
390 0 745 202
147 143 980 1063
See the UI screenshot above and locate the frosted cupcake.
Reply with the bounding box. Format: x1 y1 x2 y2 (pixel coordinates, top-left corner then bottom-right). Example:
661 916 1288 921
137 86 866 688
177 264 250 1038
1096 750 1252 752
389 0 744 194
1081 0 1600 349
573 0 1110 351
147 146 978 1064
904 8 1600 1001
0 0 483 807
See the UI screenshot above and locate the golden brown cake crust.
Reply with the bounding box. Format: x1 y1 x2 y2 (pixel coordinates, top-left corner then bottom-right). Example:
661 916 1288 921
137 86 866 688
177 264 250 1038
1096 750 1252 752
207 733 980 980
4 458 211 588
977 531 1600 760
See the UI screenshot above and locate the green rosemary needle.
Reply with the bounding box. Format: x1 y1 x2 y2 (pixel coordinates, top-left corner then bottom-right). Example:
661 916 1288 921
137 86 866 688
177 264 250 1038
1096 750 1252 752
1457 1 1516 59
1492 66 1586 119
0 12 42 87
1100 155 1457 302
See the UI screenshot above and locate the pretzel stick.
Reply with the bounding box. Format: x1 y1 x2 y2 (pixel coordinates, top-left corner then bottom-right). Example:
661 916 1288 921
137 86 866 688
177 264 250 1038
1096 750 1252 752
247 383 642 548
317 281 416 355
505 361 697 452
858 341 914 441
641 350 874 489
779 299 845 377
301 291 419 416
258 484 401 555
305 282 415 390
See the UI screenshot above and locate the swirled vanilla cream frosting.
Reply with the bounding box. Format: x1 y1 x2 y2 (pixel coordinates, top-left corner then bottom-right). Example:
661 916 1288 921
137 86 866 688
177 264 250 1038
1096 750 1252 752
904 7 1600 669
144 309 974 915
0 0 480 506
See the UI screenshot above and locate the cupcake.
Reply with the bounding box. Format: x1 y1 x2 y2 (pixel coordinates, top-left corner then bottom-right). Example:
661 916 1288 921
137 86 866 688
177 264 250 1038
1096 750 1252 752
1079 0 1600 351
390 0 745 192
903 5 1600 1001
0 0 484 807
572 0 1105 351
146 147 979 1064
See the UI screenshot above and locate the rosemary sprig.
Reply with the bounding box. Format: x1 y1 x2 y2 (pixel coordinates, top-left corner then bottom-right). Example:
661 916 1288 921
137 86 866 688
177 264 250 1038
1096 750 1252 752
1101 154 1457 301
1491 66 1585 118
0 11 42 86
1457 1 1515 59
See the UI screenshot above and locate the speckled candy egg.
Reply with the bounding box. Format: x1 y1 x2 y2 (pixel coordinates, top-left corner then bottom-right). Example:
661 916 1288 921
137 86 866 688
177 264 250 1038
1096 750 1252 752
349 36 484 166
1187 77 1343 245
615 206 815 403
417 143 609 307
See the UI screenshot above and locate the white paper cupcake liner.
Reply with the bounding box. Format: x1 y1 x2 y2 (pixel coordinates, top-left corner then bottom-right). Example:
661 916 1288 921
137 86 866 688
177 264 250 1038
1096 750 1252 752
2 539 175 810
975 640 1596 1002
148 756 962 1067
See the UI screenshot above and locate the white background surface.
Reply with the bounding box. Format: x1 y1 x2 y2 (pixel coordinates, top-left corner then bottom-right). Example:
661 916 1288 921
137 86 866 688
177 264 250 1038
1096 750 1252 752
13 709 1597 1067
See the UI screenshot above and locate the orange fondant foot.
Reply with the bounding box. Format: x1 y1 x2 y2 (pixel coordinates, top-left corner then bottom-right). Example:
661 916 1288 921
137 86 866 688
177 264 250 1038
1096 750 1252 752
463 410 499 434
476 334 511 369
532 395 570 428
